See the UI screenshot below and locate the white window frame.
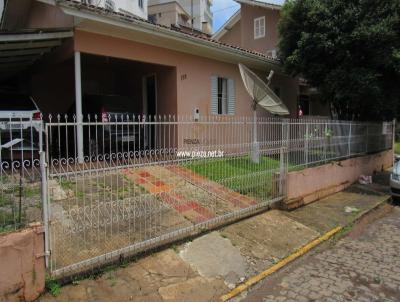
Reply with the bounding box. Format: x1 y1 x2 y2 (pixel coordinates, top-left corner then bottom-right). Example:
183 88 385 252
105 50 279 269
138 0 143 9
254 16 265 39
211 76 235 115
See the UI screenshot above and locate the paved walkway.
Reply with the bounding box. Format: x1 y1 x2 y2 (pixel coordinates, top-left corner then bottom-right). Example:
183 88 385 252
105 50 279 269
50 164 260 273
124 165 258 223
242 206 400 302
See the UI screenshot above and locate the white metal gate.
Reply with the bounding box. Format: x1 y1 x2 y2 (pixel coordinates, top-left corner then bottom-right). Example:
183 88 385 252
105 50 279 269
43 115 288 277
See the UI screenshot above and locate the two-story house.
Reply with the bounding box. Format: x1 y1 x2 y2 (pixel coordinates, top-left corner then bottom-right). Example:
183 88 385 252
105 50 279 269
213 0 330 118
148 1 192 30
148 0 212 34
82 0 148 19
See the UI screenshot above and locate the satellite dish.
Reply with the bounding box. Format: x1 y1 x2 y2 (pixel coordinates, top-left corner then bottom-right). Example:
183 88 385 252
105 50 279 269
239 63 289 115
238 63 290 163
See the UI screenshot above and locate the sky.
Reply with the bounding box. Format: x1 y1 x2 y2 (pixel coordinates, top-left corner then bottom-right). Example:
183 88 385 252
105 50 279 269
211 0 285 33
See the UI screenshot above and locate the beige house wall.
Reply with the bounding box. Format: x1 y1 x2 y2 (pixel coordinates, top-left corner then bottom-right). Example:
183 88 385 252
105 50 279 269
271 73 299 118
148 2 178 27
25 1 74 29
241 4 280 55
217 5 280 55
148 2 190 28
74 30 296 118
219 20 242 48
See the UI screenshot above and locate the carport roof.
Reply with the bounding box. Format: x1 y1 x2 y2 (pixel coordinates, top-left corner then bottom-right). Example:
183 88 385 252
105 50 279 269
0 28 73 79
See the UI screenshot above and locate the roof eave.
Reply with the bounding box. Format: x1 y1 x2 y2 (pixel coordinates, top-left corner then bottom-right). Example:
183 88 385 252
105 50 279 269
58 3 281 70
234 0 282 10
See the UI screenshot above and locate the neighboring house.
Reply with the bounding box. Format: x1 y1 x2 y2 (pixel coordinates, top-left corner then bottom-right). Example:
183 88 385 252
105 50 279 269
148 0 212 34
81 0 148 19
148 1 191 29
213 0 330 118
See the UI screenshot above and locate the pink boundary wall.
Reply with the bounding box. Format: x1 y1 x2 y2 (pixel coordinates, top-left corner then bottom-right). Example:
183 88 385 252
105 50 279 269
285 150 393 209
0 224 45 302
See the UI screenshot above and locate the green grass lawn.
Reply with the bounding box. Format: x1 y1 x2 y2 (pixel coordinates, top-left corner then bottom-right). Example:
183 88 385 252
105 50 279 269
395 142 400 154
185 156 281 181
184 156 283 200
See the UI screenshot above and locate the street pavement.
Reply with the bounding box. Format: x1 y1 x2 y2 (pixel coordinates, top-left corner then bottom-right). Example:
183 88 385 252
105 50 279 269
242 205 400 302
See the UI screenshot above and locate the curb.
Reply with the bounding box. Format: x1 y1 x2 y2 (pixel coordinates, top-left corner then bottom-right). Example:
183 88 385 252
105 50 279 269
219 226 342 302
219 195 391 302
351 195 390 225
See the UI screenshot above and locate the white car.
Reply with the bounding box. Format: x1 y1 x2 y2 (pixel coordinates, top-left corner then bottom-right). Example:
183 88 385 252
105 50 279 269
390 159 400 200
0 92 42 161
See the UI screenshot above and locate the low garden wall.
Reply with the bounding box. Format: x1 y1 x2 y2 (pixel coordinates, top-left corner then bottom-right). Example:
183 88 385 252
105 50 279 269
0 223 45 302
283 149 393 210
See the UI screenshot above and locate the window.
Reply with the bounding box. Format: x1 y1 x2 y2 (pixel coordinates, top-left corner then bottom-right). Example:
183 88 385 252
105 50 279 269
211 76 235 115
104 0 115 11
149 14 157 23
254 16 265 39
217 78 228 114
138 0 143 9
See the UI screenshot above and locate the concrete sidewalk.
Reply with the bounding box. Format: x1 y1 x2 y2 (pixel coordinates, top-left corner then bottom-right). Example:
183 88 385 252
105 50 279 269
39 173 391 302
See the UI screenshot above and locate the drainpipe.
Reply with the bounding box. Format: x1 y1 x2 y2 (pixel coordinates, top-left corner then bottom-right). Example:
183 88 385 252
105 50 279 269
74 51 84 163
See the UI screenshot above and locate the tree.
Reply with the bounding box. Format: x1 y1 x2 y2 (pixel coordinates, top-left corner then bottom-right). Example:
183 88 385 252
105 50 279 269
278 0 400 121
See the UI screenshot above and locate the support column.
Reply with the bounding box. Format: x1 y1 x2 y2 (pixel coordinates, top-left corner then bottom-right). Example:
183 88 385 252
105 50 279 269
74 52 84 163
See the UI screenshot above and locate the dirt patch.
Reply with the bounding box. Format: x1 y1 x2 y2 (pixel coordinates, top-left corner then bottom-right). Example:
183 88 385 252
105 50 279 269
220 210 319 277
345 203 395 240
283 189 390 234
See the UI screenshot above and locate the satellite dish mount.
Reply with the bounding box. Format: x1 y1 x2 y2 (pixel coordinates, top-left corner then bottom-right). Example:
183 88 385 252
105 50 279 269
238 64 289 164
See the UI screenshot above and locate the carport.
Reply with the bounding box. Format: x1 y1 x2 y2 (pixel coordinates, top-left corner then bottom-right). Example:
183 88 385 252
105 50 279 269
0 29 73 81
0 29 177 163
72 52 177 162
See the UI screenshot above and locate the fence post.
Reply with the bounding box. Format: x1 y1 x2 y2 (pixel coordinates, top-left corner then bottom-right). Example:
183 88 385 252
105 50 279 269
251 109 260 164
74 52 84 164
324 122 327 163
393 119 396 167
39 124 50 268
279 119 289 197
365 123 369 154
348 122 352 158
305 122 309 167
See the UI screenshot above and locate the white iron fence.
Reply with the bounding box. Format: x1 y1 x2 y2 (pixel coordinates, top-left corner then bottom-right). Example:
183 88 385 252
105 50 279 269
0 117 43 233
0 114 394 278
